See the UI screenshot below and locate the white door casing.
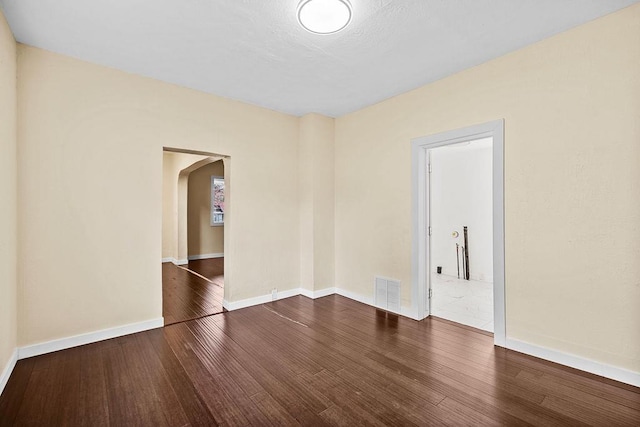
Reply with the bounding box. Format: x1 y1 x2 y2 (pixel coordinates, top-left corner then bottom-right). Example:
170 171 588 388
411 120 505 347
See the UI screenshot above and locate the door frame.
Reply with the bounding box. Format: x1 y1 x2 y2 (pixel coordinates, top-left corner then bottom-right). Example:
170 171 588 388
162 147 231 304
411 119 505 347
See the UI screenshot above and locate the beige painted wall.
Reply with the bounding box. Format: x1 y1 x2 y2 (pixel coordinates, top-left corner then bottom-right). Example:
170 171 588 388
161 151 209 260
0 9 17 374
335 5 640 372
188 160 224 256
161 152 176 259
17 45 300 347
299 114 335 291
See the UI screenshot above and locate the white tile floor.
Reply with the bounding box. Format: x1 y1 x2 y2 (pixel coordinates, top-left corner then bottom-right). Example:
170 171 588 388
431 273 494 332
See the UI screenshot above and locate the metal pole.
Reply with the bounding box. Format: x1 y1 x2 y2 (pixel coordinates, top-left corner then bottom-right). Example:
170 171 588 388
463 226 470 280
456 243 460 279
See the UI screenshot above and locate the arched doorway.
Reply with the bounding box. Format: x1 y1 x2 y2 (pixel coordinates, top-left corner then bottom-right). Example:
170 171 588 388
161 148 230 325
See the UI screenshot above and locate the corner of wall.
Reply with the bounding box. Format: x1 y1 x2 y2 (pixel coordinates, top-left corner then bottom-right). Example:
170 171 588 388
298 113 336 292
0 5 18 396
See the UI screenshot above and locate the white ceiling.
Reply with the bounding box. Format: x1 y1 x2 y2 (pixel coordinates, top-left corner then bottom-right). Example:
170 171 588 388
1 0 637 117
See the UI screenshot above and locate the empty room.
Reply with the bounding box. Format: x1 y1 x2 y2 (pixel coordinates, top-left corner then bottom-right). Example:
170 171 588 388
1 1 639 425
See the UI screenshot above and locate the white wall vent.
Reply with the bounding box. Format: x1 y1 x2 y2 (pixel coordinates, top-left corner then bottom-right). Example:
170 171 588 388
374 276 401 313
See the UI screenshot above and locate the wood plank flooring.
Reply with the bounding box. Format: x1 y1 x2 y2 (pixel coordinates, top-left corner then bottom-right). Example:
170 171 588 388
1 295 639 426
162 258 224 325
187 258 224 285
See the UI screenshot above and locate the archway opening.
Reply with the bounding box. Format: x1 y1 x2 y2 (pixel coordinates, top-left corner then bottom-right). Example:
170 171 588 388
161 147 230 325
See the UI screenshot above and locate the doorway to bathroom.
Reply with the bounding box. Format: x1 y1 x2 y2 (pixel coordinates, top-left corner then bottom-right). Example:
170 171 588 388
411 119 505 345
429 138 494 332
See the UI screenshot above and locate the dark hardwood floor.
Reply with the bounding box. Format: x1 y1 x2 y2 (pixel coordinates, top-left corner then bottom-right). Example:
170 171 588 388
1 295 639 426
187 258 224 285
162 258 224 326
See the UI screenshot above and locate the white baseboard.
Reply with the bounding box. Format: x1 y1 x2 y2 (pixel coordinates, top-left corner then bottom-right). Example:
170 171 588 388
224 287 340 311
223 286 417 320
506 338 640 388
222 287 639 388
223 288 302 311
163 256 222 264
161 257 190 266
298 288 313 299
334 287 373 306
222 294 270 311
299 287 337 299
188 253 224 261
334 287 418 320
0 348 18 396
5 287 636 389
18 318 164 360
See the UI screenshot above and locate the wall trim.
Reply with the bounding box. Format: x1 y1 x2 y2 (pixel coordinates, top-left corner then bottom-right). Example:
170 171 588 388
10 295 635 388
223 286 418 319
0 348 18 396
506 338 640 388
223 287 337 311
335 287 372 307
187 253 224 261
299 287 337 299
223 288 302 311
222 287 639 387
17 318 164 360
161 257 192 265
334 287 419 320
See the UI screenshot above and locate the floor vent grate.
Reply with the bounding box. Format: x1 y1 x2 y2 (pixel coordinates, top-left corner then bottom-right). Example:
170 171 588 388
374 276 401 313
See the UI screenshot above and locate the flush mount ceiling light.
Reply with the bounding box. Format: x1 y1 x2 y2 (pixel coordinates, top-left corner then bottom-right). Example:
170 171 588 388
297 0 352 35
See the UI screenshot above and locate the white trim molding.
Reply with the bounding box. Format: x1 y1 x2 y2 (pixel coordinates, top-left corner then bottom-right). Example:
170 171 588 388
335 287 373 306
411 119 506 347
9 288 635 388
335 287 419 320
0 348 18 396
223 286 419 320
223 287 341 312
222 286 640 387
18 318 164 360
299 287 337 299
187 253 224 261
223 288 302 311
161 257 187 265
506 338 640 388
